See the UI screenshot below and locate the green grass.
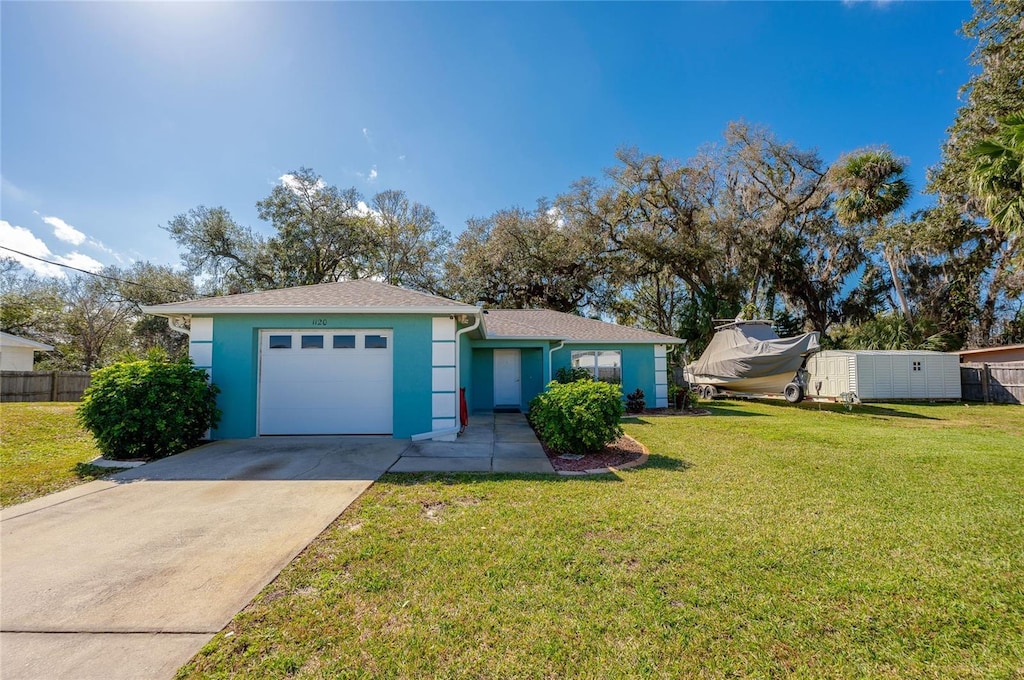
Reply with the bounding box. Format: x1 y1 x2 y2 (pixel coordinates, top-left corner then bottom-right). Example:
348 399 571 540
0 402 124 508
178 401 1024 679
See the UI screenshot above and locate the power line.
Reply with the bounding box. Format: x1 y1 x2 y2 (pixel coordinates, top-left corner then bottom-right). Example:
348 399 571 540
0 245 198 298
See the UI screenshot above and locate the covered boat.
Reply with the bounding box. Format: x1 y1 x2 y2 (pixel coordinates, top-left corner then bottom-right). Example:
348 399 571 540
685 320 820 402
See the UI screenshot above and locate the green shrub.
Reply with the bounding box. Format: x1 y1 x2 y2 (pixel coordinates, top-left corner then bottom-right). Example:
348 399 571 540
529 380 623 455
668 382 700 409
77 352 220 460
625 388 646 413
555 366 593 384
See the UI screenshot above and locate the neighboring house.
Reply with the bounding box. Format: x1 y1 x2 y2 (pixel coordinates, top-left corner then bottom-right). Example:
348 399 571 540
0 332 54 371
142 280 683 440
956 344 1024 364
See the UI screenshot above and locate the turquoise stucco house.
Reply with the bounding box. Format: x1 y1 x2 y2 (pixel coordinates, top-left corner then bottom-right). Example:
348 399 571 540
143 280 683 441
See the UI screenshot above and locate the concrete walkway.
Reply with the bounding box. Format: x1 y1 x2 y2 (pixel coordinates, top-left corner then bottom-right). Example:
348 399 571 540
389 413 555 473
0 437 406 680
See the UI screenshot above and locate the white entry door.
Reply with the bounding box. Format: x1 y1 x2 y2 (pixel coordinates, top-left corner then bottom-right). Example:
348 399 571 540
258 330 393 435
493 349 521 408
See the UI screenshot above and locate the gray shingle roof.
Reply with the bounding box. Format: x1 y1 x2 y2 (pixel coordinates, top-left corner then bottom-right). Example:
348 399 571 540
483 309 683 344
143 280 479 314
142 281 682 344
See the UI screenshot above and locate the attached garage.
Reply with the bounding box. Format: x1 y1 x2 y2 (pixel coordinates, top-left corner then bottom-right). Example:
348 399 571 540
258 329 393 435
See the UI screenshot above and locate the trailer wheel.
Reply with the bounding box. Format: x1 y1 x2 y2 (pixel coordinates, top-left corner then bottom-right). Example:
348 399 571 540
784 382 804 404
701 385 717 400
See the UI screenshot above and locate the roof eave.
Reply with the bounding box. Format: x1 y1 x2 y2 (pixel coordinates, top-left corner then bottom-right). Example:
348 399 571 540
480 335 684 344
560 338 685 345
141 305 480 316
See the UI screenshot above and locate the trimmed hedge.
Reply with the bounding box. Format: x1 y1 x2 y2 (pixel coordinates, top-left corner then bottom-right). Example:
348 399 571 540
77 354 220 460
529 379 623 455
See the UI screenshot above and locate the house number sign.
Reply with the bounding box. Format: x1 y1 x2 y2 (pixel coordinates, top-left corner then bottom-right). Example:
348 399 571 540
311 318 328 326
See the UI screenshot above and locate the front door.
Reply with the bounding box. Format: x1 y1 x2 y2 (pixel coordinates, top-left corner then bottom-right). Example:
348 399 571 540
493 349 521 409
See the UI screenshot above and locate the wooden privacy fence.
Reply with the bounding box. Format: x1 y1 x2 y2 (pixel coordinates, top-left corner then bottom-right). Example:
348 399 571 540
0 371 92 402
960 362 1023 405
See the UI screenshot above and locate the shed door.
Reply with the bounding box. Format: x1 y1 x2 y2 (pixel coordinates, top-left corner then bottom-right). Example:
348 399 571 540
258 330 393 435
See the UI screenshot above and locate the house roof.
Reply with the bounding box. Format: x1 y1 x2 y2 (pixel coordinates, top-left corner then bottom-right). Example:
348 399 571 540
141 280 480 316
0 331 54 351
482 309 683 344
141 281 682 344
957 343 1024 356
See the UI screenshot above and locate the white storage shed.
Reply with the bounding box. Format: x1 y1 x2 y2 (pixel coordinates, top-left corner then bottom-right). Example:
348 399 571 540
803 350 961 402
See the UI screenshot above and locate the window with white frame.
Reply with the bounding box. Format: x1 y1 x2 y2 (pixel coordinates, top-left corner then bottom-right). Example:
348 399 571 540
571 350 622 383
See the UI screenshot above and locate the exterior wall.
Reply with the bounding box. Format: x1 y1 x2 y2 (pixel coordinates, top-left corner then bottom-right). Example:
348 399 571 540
550 343 658 407
470 348 494 412
468 341 550 412
520 348 544 411
958 347 1024 363
856 353 961 400
0 347 36 371
209 313 434 439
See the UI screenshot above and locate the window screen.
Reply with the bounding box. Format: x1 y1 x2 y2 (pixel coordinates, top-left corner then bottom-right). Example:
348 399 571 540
268 335 292 349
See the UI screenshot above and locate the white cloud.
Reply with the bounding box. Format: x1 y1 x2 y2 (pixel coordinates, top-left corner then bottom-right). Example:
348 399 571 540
368 165 378 181
55 252 103 273
87 237 123 263
0 220 108 278
279 173 325 194
362 127 372 142
42 215 87 246
1 176 34 204
0 219 64 277
353 201 374 217
398 155 406 162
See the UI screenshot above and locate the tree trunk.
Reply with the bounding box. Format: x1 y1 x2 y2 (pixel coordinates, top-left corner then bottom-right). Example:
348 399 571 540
883 242 913 325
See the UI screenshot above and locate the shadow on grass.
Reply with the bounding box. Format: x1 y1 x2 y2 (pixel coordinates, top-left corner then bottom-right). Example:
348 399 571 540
379 471 627 485
634 454 694 472
625 402 765 421
791 401 940 420
73 462 129 479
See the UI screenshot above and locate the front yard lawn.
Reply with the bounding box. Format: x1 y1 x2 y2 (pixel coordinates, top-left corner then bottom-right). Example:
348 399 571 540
0 402 122 508
179 401 1024 679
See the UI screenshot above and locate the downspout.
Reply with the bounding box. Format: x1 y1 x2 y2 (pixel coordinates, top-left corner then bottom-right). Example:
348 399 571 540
410 312 482 442
167 315 192 338
547 340 565 385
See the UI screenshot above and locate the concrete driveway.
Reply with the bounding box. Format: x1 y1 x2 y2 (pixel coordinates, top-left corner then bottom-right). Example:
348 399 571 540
0 437 408 680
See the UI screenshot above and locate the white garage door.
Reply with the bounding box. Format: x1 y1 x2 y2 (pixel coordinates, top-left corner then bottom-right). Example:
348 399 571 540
258 330 393 435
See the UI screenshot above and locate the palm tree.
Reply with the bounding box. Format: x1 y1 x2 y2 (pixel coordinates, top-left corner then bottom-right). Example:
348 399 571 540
969 111 1024 238
829 148 913 323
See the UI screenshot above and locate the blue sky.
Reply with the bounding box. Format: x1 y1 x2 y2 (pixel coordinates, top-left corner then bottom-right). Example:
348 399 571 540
1 1 974 278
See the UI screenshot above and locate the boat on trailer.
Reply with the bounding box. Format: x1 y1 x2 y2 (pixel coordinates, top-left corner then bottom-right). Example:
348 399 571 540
684 319 820 403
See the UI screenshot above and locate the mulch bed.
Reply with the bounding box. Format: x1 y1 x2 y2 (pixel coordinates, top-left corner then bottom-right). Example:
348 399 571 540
532 432 645 472
634 407 712 417
531 408 709 473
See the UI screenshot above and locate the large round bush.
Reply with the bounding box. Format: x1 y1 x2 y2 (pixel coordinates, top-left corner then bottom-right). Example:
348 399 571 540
78 354 220 460
528 379 623 455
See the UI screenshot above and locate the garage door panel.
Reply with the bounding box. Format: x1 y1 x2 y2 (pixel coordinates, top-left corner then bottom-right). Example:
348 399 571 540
258 330 394 435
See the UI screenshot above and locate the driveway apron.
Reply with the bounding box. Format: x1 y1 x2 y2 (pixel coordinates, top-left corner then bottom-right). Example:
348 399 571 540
0 437 407 680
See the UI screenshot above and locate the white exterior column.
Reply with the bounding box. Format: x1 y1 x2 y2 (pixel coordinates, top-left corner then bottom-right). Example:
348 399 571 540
654 344 668 408
430 317 457 439
189 317 214 379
